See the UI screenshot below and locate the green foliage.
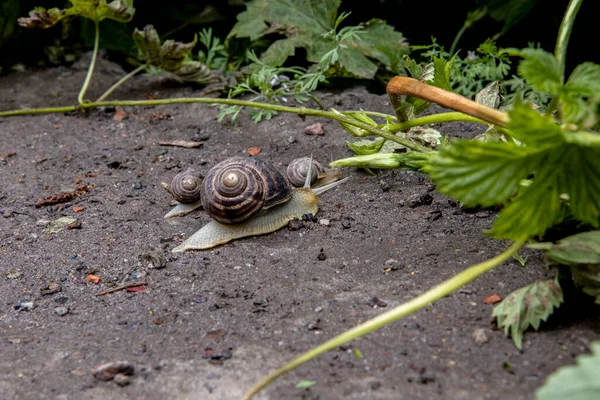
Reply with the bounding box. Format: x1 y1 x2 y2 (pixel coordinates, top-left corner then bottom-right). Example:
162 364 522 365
529 231 600 304
536 341 600 400
424 97 600 241
18 0 135 28
228 0 408 80
133 25 222 85
492 279 563 349
197 28 228 72
0 0 19 46
295 380 317 389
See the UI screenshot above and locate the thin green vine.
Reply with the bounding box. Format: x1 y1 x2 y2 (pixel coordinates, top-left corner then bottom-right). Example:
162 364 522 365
95 63 148 102
242 240 526 400
77 20 100 105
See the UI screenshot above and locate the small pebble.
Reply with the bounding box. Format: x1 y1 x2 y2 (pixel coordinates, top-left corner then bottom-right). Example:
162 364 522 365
385 259 399 266
7 271 22 279
317 248 326 260
92 361 134 381
131 181 144 190
472 328 489 345
113 373 131 386
55 306 69 316
379 180 391 192
130 269 147 279
341 220 352 229
15 301 34 311
318 219 330 226
55 296 69 304
191 130 211 141
475 211 491 218
36 219 51 227
314 306 324 313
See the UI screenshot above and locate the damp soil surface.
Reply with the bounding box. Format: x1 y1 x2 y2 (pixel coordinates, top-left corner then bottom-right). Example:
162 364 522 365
1 56 599 400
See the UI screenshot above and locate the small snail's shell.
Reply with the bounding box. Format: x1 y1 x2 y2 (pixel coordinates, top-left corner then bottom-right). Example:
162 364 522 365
286 157 325 187
201 157 292 224
168 168 203 204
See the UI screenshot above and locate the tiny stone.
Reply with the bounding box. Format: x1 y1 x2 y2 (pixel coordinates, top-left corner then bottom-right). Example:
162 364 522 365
288 218 303 231
191 130 211 141
233 266 242 270
385 258 399 266
314 306 324 313
319 219 330 226
472 328 489 345
113 373 131 386
317 248 326 261
55 296 69 304
131 269 146 279
36 219 51 227
55 306 69 316
3 210 12 218
92 361 134 381
15 301 34 311
307 320 321 330
475 211 491 218
131 181 144 190
117 199 126 205
341 220 352 229
379 180 391 192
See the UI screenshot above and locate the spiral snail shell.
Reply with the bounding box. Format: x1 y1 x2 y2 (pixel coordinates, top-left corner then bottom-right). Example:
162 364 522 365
286 157 325 187
168 155 349 252
200 157 292 224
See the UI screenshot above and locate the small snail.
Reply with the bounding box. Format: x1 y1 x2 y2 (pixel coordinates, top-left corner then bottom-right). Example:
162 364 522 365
161 168 204 218
166 156 348 252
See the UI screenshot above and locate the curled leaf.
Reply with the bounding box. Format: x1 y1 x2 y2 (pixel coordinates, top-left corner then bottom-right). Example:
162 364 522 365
492 279 563 349
18 0 135 28
133 25 222 85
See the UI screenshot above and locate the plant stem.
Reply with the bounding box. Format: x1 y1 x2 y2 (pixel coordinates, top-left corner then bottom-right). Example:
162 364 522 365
555 0 583 82
0 97 431 152
95 64 148 103
386 77 510 127
387 112 488 133
77 20 100 105
449 24 468 55
242 240 526 400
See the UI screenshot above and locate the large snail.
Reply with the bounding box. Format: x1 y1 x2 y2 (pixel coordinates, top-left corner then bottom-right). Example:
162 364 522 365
163 156 348 252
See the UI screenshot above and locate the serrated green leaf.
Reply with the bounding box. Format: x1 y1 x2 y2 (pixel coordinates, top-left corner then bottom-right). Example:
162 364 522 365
536 341 600 400
516 48 562 95
492 279 563 349
562 147 600 225
403 55 423 79
330 108 375 137
529 231 600 265
507 100 565 145
354 19 409 75
296 380 317 389
259 38 297 66
423 140 544 207
432 56 453 91
565 62 600 97
18 0 134 28
336 46 378 79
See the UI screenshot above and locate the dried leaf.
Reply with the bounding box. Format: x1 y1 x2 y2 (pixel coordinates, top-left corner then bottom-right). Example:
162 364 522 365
19 0 135 28
86 274 101 284
483 294 502 304
247 147 262 155
113 107 127 121
73 206 85 213
44 216 78 233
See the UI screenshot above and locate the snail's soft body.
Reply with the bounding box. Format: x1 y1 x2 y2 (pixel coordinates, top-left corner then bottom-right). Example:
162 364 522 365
172 188 319 252
165 156 347 252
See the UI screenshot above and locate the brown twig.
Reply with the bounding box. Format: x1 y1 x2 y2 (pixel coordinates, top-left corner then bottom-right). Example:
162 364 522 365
386 77 510 128
95 281 147 296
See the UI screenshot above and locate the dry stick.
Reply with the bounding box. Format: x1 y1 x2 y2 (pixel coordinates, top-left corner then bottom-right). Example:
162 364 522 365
386 76 510 128
95 281 147 296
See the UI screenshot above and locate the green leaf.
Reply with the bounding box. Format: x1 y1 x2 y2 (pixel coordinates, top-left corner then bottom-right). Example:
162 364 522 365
133 25 221 85
346 138 385 155
423 140 543 207
561 147 600 225
528 231 600 265
18 0 135 28
565 62 600 97
536 341 600 400
515 48 562 95
352 347 364 359
259 38 296 66
330 108 376 137
492 279 563 349
403 55 423 79
354 19 409 75
296 380 317 389
0 0 19 46
507 100 565 145
432 56 454 91
330 152 431 171
570 264 600 304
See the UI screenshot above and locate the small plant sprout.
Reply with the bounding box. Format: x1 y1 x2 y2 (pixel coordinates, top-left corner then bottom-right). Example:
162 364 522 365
513 253 529 267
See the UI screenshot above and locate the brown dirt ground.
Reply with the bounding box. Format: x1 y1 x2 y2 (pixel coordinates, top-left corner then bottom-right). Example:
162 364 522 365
1 56 599 400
